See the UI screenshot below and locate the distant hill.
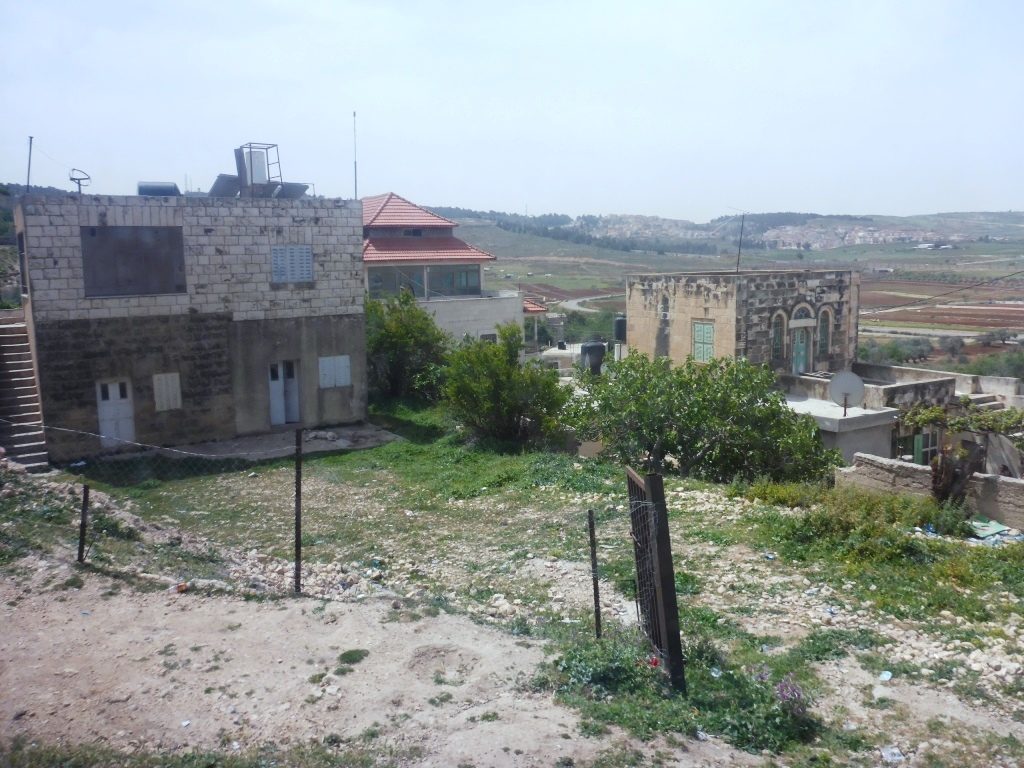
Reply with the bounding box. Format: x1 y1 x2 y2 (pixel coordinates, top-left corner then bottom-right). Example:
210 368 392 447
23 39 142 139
429 204 1024 255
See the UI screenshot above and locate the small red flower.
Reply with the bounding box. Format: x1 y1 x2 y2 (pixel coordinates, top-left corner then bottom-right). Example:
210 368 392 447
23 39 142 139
649 656 660 668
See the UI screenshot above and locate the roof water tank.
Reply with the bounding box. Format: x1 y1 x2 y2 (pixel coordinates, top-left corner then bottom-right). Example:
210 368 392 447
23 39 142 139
614 314 627 342
244 150 267 185
580 341 606 375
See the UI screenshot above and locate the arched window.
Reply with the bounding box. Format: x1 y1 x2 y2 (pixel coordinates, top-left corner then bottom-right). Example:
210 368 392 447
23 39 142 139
818 309 831 357
793 306 812 320
771 313 785 359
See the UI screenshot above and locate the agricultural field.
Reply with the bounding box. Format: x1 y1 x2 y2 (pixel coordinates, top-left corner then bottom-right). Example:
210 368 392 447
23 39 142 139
2 403 1023 767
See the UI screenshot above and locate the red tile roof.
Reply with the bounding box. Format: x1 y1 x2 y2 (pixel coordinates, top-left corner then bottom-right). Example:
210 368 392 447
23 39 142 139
361 192 456 228
523 298 548 314
364 236 495 263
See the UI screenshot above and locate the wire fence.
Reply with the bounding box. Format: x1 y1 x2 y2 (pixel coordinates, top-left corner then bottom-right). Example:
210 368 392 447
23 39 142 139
0 418 388 601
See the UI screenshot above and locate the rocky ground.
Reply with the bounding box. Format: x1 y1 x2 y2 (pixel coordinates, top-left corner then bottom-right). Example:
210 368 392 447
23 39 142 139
2 463 1023 766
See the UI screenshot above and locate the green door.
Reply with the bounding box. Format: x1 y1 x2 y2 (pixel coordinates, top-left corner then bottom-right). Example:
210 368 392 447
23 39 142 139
792 329 808 374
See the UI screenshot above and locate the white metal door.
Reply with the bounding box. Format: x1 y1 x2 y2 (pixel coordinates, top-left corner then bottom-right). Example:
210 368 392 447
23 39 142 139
269 362 285 426
96 379 135 448
283 360 300 423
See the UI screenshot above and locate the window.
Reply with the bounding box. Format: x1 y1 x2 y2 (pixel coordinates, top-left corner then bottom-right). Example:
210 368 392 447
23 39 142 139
428 265 481 297
318 355 352 388
81 226 186 297
914 430 940 465
402 228 423 237
771 314 785 359
480 333 498 343
153 372 182 412
692 321 714 362
818 310 831 357
271 244 314 283
367 266 425 298
793 306 812 320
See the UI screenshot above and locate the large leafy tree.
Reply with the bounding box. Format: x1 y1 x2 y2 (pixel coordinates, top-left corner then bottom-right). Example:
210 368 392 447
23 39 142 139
365 291 450 401
445 323 568 443
565 350 840 482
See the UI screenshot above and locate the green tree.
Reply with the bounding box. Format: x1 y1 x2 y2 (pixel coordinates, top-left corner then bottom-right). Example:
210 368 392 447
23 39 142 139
365 291 450 401
444 323 568 443
565 350 839 481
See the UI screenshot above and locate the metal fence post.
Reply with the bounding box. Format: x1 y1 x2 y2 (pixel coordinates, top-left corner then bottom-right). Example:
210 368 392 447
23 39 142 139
587 509 602 639
294 428 302 594
77 484 89 563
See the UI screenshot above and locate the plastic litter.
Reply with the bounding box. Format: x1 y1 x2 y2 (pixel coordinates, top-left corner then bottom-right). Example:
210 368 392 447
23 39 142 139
970 515 1009 539
168 582 190 594
695 729 709 742
878 670 893 682
710 667 722 679
181 720 191 728
763 552 776 561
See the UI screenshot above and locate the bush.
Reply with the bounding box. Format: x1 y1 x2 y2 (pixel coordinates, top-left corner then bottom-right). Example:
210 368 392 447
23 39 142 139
444 323 568 443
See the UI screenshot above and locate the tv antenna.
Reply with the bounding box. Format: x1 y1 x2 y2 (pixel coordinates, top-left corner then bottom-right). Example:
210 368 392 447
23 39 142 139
828 371 865 417
69 168 91 194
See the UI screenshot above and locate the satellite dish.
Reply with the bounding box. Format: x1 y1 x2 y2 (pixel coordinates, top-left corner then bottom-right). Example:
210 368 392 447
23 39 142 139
829 371 865 416
69 169 91 194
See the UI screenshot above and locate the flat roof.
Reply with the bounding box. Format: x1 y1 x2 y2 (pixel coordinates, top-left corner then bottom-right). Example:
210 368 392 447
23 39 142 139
787 396 897 433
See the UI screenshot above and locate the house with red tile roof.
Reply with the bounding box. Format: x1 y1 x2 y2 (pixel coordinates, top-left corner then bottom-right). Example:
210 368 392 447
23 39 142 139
362 192 528 340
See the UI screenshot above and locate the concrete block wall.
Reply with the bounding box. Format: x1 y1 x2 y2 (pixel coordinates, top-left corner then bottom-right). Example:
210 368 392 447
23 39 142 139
15 195 364 323
836 452 1024 530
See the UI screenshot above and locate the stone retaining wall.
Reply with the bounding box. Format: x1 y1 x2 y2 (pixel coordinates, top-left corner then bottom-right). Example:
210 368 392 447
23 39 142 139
836 452 1024 530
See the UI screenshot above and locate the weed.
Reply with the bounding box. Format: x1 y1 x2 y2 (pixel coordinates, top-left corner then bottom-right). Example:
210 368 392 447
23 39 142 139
480 711 499 722
308 672 326 684
338 648 369 665
428 692 453 706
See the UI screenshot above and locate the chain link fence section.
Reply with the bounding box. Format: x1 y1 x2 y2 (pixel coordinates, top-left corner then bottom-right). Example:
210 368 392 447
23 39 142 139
625 466 687 693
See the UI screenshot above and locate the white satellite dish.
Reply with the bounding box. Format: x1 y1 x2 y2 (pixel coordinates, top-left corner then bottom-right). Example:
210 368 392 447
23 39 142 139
829 371 865 416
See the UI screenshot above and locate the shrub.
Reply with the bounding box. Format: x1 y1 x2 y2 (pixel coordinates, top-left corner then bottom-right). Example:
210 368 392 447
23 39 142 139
444 323 568 443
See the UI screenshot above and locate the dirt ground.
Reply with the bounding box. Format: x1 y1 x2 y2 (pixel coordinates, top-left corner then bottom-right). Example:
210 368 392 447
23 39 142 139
0 562 757 767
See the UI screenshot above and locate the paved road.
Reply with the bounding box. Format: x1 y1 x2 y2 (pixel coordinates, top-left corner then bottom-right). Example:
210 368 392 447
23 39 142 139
558 292 624 313
860 324 980 338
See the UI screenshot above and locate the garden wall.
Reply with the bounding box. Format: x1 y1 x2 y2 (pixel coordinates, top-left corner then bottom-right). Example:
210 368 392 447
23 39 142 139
835 452 1024 530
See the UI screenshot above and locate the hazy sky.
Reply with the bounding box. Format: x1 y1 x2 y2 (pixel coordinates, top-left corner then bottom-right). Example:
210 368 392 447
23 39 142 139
3 1 1021 222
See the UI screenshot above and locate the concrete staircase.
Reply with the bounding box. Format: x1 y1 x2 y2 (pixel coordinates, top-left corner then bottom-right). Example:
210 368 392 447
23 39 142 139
963 393 1005 413
0 317 49 472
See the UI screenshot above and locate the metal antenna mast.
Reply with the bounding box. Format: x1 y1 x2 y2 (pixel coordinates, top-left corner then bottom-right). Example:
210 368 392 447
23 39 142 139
26 136 33 191
734 213 746 273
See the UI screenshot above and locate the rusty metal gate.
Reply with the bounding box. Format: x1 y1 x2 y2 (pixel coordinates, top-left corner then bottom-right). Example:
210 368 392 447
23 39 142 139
626 467 687 693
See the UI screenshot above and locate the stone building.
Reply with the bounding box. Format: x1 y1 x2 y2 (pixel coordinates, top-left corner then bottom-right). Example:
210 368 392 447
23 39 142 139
11 193 366 462
362 192 523 340
626 269 859 373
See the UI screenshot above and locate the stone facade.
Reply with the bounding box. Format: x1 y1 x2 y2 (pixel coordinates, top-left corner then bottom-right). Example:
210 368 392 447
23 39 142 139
626 270 859 373
15 194 366 461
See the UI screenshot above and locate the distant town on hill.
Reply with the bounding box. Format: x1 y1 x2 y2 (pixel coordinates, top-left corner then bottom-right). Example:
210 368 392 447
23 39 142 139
430 206 1024 256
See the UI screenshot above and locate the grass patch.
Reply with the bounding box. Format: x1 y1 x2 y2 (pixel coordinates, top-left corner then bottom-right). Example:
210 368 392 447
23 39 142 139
536 625 820 753
750 486 1022 622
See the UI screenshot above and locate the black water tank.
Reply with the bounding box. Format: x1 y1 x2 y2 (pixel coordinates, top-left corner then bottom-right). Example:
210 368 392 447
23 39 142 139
614 314 627 342
557 340 567 350
580 341 606 375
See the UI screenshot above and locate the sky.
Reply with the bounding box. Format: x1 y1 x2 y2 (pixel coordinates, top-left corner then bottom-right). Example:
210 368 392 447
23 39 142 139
2 0 1022 222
